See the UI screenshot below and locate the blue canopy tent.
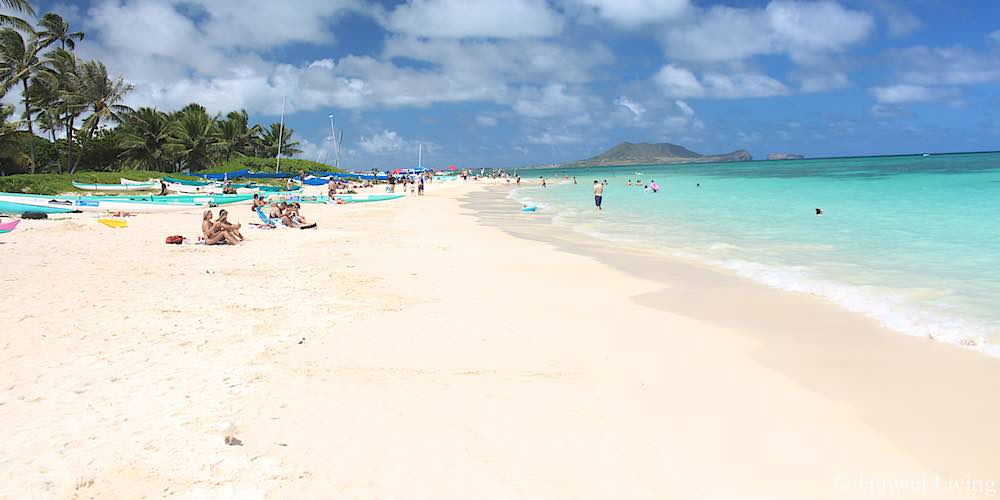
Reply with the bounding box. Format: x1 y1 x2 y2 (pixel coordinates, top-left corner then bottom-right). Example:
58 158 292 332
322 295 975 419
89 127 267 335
189 168 251 180
241 171 297 179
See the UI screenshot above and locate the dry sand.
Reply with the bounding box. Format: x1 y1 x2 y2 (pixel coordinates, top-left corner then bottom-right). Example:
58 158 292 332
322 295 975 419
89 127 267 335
1 180 998 499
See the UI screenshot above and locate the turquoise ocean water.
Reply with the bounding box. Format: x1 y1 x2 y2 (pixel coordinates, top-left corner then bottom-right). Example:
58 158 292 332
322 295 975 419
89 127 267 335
512 152 1000 356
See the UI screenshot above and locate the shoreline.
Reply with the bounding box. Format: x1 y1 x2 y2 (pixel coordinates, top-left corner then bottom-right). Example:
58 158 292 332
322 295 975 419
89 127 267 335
464 184 1000 478
505 179 1000 357
2 180 998 498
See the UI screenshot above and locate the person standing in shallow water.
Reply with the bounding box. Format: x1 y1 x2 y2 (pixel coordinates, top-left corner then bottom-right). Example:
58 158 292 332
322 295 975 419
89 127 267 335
540 177 546 188
593 180 604 211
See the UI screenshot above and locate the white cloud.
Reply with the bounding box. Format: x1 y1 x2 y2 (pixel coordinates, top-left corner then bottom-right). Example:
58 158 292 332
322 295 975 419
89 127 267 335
513 84 588 119
526 130 583 144
182 0 361 48
796 72 851 93
119 54 513 116
358 130 407 155
567 0 689 28
385 0 563 38
870 84 959 104
662 1 873 63
654 65 705 97
357 130 439 157
663 99 704 132
886 46 1000 86
868 44 1000 106
653 64 789 99
614 96 646 117
870 0 923 38
476 115 499 127
383 37 613 85
990 30 1000 45
675 100 694 117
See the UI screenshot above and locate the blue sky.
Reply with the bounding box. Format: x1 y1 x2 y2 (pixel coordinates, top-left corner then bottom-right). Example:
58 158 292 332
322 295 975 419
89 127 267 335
37 0 1000 168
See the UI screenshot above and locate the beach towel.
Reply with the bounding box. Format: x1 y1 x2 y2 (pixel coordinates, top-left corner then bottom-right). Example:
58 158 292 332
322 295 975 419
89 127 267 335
255 207 278 228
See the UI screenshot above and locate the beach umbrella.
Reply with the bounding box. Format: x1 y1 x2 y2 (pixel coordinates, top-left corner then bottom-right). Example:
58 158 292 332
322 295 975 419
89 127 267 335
448 165 457 170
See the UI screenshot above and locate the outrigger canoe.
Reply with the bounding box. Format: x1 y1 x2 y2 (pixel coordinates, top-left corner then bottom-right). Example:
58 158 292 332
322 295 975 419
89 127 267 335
265 194 404 204
72 181 157 191
162 177 211 186
0 193 209 213
0 219 21 233
93 193 255 205
0 199 77 214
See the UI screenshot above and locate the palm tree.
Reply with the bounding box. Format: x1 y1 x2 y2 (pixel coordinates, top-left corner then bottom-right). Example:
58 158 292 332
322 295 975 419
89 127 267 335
171 104 224 170
76 59 133 140
0 28 48 171
218 109 261 161
0 0 35 33
257 122 302 159
0 103 28 172
36 12 84 50
119 107 179 171
37 48 85 172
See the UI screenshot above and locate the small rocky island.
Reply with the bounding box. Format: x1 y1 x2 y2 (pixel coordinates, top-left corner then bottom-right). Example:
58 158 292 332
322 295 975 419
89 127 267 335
558 142 752 168
767 153 805 160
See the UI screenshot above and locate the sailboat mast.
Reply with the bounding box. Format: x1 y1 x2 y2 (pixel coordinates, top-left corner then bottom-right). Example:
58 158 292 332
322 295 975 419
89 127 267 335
418 143 422 169
336 131 343 170
276 96 286 173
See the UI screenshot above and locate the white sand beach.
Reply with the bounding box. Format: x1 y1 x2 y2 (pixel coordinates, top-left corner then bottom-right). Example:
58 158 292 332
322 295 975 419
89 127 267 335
2 180 999 499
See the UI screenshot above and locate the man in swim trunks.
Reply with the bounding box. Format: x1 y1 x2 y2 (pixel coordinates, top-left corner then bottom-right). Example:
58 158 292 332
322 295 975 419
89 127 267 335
593 180 603 210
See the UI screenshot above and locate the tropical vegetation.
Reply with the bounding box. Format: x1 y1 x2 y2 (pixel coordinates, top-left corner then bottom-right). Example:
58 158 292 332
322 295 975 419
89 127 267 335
0 2 308 176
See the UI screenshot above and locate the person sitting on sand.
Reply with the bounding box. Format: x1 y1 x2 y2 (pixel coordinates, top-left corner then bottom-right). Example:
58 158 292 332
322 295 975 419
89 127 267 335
201 210 240 245
287 202 308 225
250 193 266 212
269 202 297 227
215 209 244 241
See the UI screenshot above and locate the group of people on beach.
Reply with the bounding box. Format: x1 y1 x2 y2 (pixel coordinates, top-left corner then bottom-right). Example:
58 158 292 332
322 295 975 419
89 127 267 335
251 194 310 228
625 179 660 192
200 209 244 245
386 172 429 196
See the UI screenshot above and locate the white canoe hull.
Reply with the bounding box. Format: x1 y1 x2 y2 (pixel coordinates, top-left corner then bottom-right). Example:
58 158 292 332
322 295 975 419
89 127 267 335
74 182 157 191
0 194 206 213
120 178 159 187
165 182 224 194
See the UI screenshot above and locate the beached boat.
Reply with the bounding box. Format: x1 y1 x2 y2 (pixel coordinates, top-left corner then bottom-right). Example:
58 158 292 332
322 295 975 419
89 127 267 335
0 199 78 215
0 193 208 213
268 193 403 204
162 177 211 186
120 178 159 188
93 193 255 205
164 181 264 195
334 194 405 203
73 181 158 191
0 219 19 233
164 181 222 194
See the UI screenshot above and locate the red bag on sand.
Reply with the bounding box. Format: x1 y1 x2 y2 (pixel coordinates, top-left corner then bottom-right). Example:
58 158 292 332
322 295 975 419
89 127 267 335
165 235 184 244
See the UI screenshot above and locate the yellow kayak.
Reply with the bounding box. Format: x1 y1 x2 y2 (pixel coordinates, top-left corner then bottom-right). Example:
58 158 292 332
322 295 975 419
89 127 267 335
98 219 128 228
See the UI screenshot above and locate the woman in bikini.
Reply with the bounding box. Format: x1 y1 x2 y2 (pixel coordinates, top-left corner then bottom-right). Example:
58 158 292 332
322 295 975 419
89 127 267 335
215 209 244 241
201 210 240 245
287 202 308 225
268 202 296 227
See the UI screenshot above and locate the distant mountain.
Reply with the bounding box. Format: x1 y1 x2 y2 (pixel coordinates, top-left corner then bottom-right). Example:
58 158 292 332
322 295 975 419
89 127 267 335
559 142 752 168
767 153 805 160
